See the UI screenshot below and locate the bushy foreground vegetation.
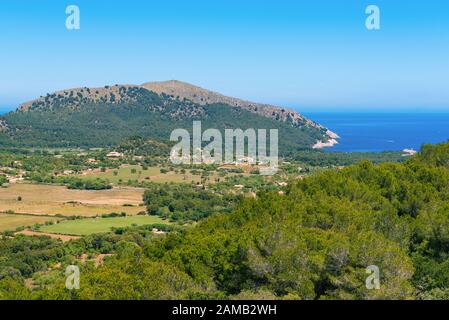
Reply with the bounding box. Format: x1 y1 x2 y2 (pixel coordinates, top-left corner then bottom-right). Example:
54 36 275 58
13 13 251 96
292 150 404 166
0 141 448 300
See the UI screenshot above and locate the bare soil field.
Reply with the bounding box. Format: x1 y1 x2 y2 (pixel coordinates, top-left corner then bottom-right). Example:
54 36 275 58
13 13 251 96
0 213 61 232
0 183 145 217
15 229 80 242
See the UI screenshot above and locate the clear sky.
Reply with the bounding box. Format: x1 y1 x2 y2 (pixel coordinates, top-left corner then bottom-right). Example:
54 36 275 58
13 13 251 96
0 0 448 112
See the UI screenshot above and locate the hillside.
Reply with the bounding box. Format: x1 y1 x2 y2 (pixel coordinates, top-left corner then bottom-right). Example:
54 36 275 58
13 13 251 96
142 80 329 130
2 141 448 300
0 81 336 154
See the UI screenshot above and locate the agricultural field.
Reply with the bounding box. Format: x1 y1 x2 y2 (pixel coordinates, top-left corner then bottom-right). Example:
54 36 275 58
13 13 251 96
0 183 145 217
77 165 212 184
0 213 61 232
39 215 169 236
14 229 80 242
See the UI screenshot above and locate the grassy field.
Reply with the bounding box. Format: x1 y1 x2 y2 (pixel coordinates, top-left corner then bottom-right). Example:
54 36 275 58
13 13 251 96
39 215 169 235
0 213 61 232
78 165 209 184
0 183 145 217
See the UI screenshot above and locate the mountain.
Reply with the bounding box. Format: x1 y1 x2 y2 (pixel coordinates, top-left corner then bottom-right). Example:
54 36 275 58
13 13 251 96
143 81 317 127
0 81 337 154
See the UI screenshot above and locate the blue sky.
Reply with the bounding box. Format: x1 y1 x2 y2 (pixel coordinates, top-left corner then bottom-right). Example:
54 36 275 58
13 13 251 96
0 0 448 112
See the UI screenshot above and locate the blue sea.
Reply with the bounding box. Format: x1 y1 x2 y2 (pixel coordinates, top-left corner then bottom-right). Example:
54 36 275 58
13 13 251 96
304 112 449 153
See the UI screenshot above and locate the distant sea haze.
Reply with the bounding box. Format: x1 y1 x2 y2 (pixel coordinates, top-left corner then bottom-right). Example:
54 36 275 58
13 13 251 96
305 112 449 153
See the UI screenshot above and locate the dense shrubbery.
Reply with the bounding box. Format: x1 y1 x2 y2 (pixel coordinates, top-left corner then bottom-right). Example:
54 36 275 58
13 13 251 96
65 178 112 190
0 226 168 296
31 175 111 190
143 183 241 221
117 136 172 159
0 236 63 280
292 150 404 166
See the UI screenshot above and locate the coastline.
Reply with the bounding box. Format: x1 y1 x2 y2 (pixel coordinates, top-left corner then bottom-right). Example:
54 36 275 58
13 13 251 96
305 112 449 153
313 130 340 149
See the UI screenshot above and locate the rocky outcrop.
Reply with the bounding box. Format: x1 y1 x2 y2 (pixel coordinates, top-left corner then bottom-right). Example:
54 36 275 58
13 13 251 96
0 120 8 131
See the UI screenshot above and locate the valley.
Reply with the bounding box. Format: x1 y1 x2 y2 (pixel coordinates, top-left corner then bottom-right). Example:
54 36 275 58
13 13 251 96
0 80 446 301
1 0 447 307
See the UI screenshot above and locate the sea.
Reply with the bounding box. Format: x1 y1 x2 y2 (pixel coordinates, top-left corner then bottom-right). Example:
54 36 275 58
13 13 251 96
0 106 14 115
304 112 449 153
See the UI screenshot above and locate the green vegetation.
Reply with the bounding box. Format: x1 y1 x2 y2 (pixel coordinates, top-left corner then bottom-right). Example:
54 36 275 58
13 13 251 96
0 227 166 283
0 141 448 300
292 150 405 166
30 175 112 190
117 136 172 159
5 83 448 300
0 236 68 280
39 215 169 236
56 141 446 300
0 87 328 154
143 183 241 221
65 178 111 190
